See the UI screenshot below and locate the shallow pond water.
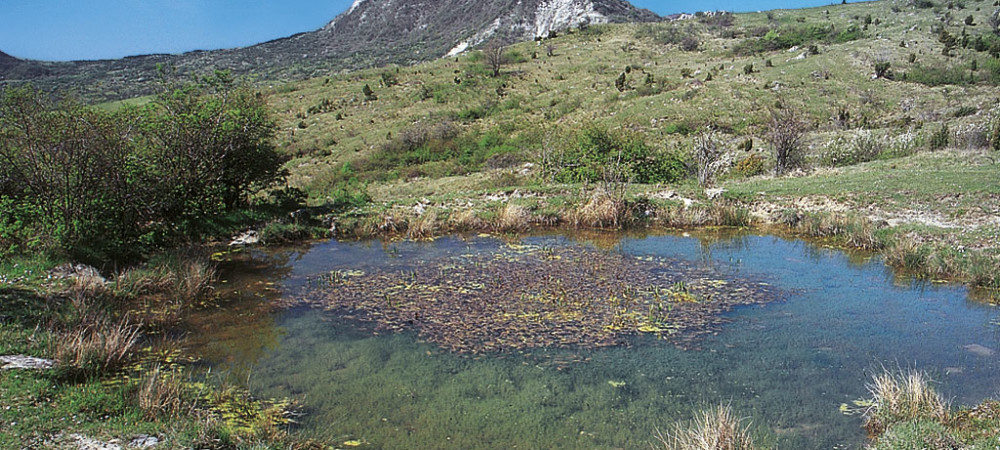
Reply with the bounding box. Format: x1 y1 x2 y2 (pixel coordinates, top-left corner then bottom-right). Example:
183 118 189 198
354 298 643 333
187 231 1000 449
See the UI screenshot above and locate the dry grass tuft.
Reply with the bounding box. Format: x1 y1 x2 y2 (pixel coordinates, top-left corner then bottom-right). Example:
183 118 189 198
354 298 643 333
407 209 439 239
567 189 627 229
654 404 759 450
448 208 486 231
54 314 141 376
494 203 531 232
864 368 949 435
173 258 216 304
135 364 189 419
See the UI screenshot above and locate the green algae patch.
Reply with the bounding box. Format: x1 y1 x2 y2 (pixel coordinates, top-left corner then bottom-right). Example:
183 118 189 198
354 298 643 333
285 241 781 354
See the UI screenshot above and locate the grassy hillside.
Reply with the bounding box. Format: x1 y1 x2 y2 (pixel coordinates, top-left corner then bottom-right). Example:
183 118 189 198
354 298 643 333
259 0 999 297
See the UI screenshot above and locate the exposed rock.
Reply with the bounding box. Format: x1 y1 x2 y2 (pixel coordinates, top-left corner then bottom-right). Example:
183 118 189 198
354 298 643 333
964 343 996 357
0 355 56 370
705 188 726 200
50 433 161 450
49 264 106 288
229 230 260 247
128 435 160 448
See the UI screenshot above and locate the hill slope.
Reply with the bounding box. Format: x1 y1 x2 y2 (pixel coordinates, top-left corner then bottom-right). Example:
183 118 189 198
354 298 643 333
0 0 658 101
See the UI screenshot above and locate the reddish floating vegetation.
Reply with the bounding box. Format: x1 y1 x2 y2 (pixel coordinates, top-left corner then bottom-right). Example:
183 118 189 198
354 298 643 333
283 242 783 354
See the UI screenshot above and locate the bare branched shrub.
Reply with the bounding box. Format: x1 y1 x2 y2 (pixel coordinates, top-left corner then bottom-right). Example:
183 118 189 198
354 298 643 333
986 103 1000 152
765 107 808 175
873 50 894 79
654 404 759 450
484 40 506 77
692 130 725 186
864 369 949 435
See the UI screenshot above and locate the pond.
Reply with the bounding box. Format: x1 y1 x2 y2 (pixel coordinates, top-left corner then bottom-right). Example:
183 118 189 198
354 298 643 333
185 231 1000 448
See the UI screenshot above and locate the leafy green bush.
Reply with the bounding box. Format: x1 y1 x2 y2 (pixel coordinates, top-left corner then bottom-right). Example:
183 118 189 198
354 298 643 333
899 64 972 86
732 154 766 178
733 24 862 55
549 126 688 184
822 130 885 166
0 74 285 263
929 123 950 150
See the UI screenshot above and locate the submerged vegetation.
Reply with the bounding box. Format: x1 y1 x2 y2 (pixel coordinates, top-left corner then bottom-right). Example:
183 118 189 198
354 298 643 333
292 241 779 353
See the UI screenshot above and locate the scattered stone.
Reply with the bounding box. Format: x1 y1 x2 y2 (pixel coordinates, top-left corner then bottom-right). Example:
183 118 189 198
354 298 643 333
705 188 726 200
229 230 260 247
128 435 160 448
50 264 106 287
945 366 964 375
0 355 56 370
964 344 996 357
51 433 161 449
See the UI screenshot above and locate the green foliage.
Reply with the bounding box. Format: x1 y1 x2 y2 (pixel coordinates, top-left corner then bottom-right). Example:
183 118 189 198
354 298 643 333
899 63 972 86
822 130 886 167
929 123 950 150
549 126 688 184
734 24 862 55
0 76 284 263
874 61 892 79
362 83 377 101
733 154 766 178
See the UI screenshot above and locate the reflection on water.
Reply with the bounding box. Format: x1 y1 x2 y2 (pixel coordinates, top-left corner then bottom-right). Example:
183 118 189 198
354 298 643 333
189 231 1000 449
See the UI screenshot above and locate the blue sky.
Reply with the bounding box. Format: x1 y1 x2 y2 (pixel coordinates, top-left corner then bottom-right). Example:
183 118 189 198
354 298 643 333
1 0 844 61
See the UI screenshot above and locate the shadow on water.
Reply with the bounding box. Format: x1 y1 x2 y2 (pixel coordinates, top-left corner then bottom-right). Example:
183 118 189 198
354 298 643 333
187 230 1000 449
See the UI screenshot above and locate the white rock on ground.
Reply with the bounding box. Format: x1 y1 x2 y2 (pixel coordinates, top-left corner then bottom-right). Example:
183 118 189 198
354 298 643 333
0 355 55 370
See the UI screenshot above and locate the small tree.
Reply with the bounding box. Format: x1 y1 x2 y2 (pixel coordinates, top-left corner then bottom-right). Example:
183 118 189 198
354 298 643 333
615 72 628 92
693 130 725 186
484 40 506 77
362 84 377 101
874 50 893 79
766 106 808 175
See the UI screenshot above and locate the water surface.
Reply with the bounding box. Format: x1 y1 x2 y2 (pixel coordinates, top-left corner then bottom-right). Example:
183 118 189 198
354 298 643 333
190 231 1000 448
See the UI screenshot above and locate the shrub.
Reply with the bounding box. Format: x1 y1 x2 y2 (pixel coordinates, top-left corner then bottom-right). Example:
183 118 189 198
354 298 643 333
550 126 688 185
732 154 766 178
0 77 284 262
733 24 862 56
986 103 1000 151
929 123 950 150
821 130 885 166
680 35 700 51
692 131 725 186
362 84 377 101
900 64 969 86
766 107 808 175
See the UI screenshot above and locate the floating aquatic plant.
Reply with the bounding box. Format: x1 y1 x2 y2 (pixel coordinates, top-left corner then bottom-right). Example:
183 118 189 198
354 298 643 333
287 241 781 354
